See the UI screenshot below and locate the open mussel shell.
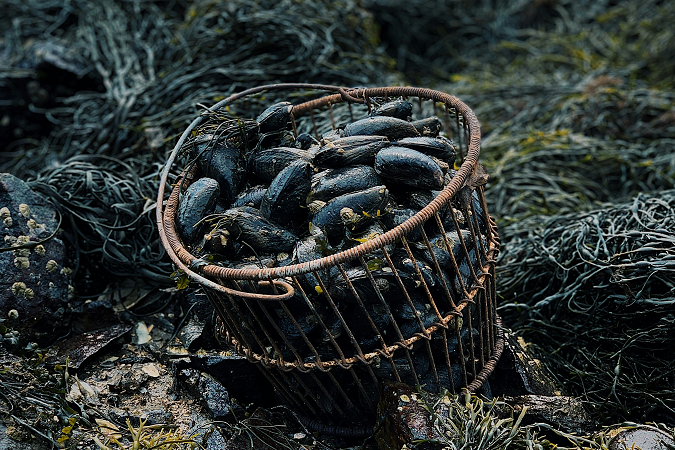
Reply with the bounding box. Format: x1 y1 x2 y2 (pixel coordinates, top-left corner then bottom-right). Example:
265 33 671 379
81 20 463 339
309 185 389 245
370 99 413 120
343 116 420 141
190 134 247 205
375 146 444 190
394 136 456 163
260 159 312 231
248 146 312 183
177 177 220 243
256 101 293 134
211 206 297 253
314 135 389 168
308 165 382 203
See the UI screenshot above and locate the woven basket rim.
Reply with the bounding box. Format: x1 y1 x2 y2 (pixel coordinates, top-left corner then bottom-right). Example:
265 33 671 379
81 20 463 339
157 84 483 288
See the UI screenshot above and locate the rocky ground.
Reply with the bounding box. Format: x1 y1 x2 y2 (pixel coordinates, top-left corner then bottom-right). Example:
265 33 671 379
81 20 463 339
1 0 674 448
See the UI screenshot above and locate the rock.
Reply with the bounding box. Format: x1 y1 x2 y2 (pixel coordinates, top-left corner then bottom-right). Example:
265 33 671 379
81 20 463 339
608 426 675 450
44 324 131 369
375 381 444 450
490 332 560 397
501 395 594 434
107 363 150 392
189 351 276 406
178 368 244 420
178 316 210 351
202 427 229 450
0 173 71 345
69 294 120 334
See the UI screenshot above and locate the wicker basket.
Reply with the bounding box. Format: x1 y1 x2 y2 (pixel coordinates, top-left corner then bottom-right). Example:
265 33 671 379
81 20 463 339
157 84 503 431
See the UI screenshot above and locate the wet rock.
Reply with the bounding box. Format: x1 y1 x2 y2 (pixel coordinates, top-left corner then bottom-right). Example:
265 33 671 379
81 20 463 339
45 324 131 369
189 351 276 406
608 426 675 450
69 295 120 334
178 368 244 420
501 395 594 434
178 316 212 351
107 363 151 393
202 427 229 450
490 333 560 397
376 381 445 450
0 173 71 345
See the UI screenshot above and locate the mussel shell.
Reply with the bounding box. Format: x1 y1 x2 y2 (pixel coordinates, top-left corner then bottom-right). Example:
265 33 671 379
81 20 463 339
375 146 444 190
391 249 436 288
308 165 382 203
419 361 464 393
411 116 442 137
294 235 330 296
321 128 343 142
232 185 267 209
415 229 471 269
371 351 430 382
310 185 389 245
370 99 413 120
328 266 417 304
213 207 297 253
382 207 422 241
260 159 311 231
343 116 420 141
294 132 319 150
313 135 389 168
394 136 456 163
407 189 443 211
342 301 392 352
190 135 246 205
177 177 220 243
248 147 311 182
256 101 293 134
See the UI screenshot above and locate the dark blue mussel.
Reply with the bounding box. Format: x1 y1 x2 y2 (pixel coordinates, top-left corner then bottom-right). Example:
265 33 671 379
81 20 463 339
415 229 472 269
309 185 389 245
343 116 420 141
314 135 389 168
383 207 422 241
370 350 430 383
177 177 220 243
395 136 456 163
247 146 312 183
418 360 465 393
293 231 333 296
391 249 437 289
232 185 267 209
370 99 413 120
343 301 392 351
375 146 444 190
308 165 381 203
412 116 442 137
211 206 297 253
260 159 312 231
293 132 319 150
256 101 293 134
328 266 419 305
189 134 246 206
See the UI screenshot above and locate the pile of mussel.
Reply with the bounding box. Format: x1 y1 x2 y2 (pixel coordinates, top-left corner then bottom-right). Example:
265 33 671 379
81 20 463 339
176 98 490 374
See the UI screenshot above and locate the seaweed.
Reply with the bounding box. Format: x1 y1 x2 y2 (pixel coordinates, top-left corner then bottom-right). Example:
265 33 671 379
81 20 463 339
498 190 675 423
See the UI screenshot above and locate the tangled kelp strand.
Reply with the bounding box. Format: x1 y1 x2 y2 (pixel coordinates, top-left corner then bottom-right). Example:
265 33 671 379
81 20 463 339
28 155 172 290
483 131 675 220
498 190 675 423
